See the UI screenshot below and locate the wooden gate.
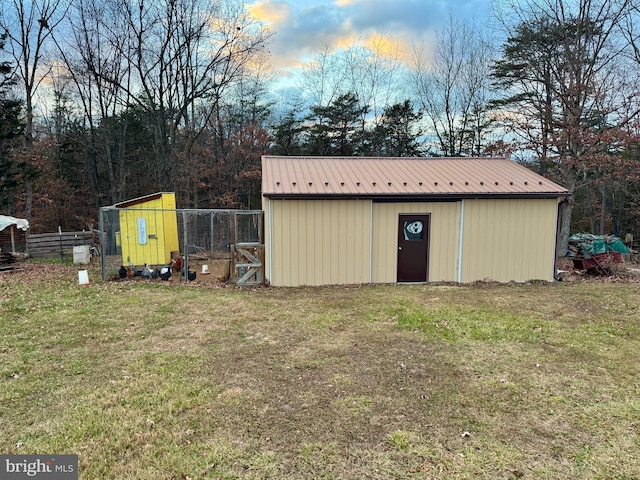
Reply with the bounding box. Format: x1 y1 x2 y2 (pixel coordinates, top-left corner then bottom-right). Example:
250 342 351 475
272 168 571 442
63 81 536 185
231 212 264 286
232 243 264 285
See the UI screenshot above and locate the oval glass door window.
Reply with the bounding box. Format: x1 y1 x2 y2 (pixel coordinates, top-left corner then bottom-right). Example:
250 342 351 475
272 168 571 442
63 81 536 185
137 217 148 245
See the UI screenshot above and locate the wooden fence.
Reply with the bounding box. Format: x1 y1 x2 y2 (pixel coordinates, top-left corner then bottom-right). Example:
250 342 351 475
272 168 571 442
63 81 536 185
27 231 94 258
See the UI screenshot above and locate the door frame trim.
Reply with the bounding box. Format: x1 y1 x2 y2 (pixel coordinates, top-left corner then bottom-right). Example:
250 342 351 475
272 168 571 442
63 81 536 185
397 213 431 283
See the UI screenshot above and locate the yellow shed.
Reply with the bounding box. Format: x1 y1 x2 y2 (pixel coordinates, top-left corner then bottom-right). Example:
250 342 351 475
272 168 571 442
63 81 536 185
262 156 570 287
115 192 179 266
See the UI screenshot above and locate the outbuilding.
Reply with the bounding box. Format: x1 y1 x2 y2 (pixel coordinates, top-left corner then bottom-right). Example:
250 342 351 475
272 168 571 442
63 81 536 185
114 192 179 267
261 156 569 287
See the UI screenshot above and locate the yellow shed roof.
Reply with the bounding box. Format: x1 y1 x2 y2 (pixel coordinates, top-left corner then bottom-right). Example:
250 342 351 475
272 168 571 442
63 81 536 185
262 156 569 199
113 192 174 208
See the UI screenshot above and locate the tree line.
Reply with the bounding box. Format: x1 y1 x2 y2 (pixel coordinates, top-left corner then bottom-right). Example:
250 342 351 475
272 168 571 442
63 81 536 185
1 0 640 253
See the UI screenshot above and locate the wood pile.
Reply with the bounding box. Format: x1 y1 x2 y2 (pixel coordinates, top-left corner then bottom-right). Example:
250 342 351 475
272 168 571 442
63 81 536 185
0 251 26 273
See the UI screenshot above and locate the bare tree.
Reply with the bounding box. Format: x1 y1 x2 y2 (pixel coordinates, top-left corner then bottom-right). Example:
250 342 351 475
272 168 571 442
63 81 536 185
0 32 24 212
299 43 348 110
621 3 640 65
68 0 272 193
298 37 406 154
50 0 134 204
340 35 405 128
409 13 494 157
491 0 637 252
0 0 70 222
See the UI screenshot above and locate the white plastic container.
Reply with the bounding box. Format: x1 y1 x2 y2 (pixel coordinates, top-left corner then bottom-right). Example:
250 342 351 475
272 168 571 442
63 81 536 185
73 245 91 265
78 269 90 285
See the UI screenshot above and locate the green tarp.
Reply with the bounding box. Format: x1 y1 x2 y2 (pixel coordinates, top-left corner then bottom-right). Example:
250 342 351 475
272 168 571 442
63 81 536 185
569 233 629 255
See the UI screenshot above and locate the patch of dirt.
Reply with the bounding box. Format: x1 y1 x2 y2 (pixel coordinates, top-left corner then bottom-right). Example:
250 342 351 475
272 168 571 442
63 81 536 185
0 260 81 285
203 321 444 450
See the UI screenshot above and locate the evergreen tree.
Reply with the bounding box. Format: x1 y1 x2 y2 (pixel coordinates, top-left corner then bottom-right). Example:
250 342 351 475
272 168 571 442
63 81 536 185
367 100 423 157
271 109 306 156
306 92 367 156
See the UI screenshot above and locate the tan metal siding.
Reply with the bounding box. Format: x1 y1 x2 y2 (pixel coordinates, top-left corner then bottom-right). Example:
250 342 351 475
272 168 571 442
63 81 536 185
371 202 461 283
461 198 559 282
266 199 371 286
264 196 560 286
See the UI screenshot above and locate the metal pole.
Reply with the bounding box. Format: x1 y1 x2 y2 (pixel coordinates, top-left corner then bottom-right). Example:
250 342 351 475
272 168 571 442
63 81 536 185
182 210 188 281
210 211 214 254
59 226 63 262
99 208 106 281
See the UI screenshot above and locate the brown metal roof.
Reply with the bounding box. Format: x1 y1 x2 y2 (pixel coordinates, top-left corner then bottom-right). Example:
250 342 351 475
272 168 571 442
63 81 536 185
262 156 569 198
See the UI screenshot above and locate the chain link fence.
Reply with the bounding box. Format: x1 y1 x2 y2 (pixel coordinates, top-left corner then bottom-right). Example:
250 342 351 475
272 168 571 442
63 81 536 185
99 207 263 284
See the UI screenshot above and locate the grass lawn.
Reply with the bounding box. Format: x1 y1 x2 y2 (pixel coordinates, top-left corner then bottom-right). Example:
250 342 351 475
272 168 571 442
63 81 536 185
1 262 639 479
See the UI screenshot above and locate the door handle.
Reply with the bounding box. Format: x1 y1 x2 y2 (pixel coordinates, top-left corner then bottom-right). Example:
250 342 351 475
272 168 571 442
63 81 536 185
398 246 402 250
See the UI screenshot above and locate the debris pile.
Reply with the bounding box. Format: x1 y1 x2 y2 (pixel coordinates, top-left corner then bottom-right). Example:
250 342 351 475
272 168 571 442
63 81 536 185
0 215 29 272
0 251 27 273
0 251 15 264
567 233 630 257
567 234 629 274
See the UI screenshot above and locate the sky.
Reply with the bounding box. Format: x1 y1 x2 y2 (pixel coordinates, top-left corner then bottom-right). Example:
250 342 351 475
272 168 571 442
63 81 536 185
247 0 493 74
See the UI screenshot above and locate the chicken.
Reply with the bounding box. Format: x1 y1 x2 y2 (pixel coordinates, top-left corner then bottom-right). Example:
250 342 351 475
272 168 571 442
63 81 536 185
159 266 172 281
172 257 183 272
126 266 134 279
141 264 152 279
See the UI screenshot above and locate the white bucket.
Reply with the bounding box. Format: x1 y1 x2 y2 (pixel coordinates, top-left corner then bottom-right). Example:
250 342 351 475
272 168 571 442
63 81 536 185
78 269 90 285
73 245 91 265
201 264 210 274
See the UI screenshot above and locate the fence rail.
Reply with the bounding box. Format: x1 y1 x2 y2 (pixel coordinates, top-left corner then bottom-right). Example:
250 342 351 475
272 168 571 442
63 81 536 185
27 231 94 258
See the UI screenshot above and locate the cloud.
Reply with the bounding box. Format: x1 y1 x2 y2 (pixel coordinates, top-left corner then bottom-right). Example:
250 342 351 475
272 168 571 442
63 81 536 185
345 0 443 32
247 1 291 24
249 0 489 70
250 1 352 68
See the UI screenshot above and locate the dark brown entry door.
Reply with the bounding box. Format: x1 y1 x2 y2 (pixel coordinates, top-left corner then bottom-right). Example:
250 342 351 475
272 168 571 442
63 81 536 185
397 214 430 282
